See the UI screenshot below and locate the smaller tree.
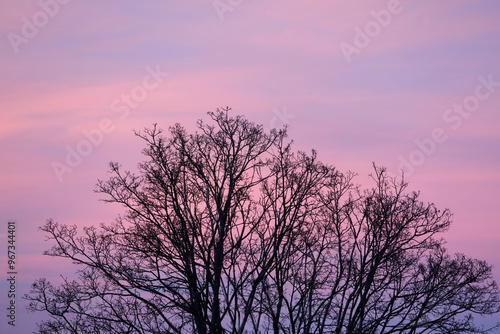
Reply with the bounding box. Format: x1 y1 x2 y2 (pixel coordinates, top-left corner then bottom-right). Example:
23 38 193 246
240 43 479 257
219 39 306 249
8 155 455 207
26 109 500 334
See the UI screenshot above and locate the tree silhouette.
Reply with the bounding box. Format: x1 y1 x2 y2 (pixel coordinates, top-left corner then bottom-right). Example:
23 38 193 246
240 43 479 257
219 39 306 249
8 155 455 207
26 109 500 333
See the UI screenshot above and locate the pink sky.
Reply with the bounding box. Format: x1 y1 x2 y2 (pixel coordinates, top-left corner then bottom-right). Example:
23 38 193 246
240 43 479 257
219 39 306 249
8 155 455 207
1 1 500 332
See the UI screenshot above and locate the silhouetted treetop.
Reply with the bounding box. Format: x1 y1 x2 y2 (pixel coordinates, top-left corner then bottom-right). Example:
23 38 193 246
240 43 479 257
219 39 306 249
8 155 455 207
26 108 500 334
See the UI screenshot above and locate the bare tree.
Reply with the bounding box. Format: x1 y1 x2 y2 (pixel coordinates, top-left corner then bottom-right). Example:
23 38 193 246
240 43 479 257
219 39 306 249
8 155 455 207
26 109 500 334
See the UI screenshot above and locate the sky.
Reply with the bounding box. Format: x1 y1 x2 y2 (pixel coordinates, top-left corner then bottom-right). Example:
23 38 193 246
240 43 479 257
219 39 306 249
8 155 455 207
1 0 499 332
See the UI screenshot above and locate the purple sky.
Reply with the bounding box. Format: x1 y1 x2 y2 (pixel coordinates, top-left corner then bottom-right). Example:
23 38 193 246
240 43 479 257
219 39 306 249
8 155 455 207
1 1 500 332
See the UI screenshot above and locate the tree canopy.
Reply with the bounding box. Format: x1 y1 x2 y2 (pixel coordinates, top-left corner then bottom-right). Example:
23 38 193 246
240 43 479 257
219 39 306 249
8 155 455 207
26 109 500 334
